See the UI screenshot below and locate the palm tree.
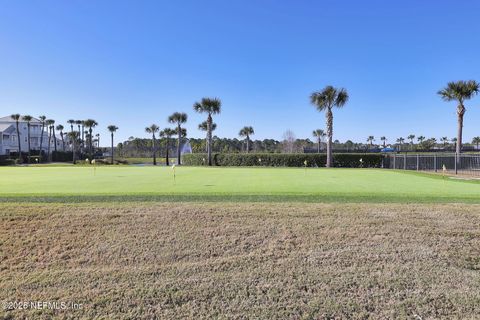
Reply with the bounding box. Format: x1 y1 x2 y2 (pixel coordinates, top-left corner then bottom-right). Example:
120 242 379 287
407 134 415 151
22 115 33 162
168 112 188 165
45 119 54 161
198 121 217 152
472 137 480 150
67 131 79 164
83 119 98 159
10 114 22 162
193 97 221 166
50 120 57 152
396 137 405 152
451 137 457 150
441 136 449 148
75 120 82 154
438 80 480 156
312 129 326 153
67 119 75 133
367 136 375 149
38 115 46 162
380 136 387 148
417 136 425 144
56 125 65 151
160 128 176 166
310 86 349 167
95 133 100 148
145 124 159 165
107 125 118 164
238 126 254 153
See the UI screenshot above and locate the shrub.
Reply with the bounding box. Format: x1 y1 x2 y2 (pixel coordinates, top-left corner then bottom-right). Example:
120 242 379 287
52 151 73 162
183 153 384 168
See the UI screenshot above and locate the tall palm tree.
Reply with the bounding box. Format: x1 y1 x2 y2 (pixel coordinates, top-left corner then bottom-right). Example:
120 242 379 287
67 131 79 164
451 137 457 150
380 136 387 148
193 97 221 166
396 137 405 152
168 112 188 165
367 136 375 149
75 120 82 153
438 80 480 156
472 137 480 150
84 119 98 159
38 115 47 162
56 124 65 151
49 120 57 153
407 134 415 151
312 129 326 153
22 115 33 162
107 125 118 164
310 86 349 167
10 114 22 162
160 128 176 166
417 136 425 144
441 136 449 148
239 126 254 153
198 121 217 152
145 124 159 165
45 119 55 161
67 119 75 133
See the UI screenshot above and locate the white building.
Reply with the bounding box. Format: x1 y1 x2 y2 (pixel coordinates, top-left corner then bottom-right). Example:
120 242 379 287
0 116 68 156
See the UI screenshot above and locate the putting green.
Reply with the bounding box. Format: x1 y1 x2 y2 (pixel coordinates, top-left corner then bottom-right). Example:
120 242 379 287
0 166 479 203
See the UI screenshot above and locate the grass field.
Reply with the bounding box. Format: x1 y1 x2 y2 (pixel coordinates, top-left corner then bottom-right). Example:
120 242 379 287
1 166 480 318
2 202 480 319
0 166 479 203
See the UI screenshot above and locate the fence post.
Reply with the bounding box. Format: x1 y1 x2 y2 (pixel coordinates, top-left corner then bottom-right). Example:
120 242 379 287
393 154 396 169
434 154 437 173
416 154 419 171
455 153 458 175
404 153 407 170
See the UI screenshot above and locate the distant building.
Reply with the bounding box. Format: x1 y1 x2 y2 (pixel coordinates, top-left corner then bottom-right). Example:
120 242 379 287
0 116 68 155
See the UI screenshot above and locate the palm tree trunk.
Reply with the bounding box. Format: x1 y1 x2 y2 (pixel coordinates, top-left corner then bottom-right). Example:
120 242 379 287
456 104 464 161
39 123 45 162
15 122 22 162
47 127 52 162
165 138 170 166
61 133 65 151
27 124 31 163
246 135 250 153
152 134 157 165
177 124 181 165
53 127 57 152
325 108 333 167
207 114 213 166
89 128 93 159
72 139 76 164
111 133 114 164
317 138 320 153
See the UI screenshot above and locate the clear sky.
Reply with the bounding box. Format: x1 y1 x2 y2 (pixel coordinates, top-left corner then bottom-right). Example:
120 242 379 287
1 0 480 145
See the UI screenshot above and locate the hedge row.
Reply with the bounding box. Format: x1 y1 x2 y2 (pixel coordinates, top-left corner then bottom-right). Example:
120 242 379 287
183 153 384 168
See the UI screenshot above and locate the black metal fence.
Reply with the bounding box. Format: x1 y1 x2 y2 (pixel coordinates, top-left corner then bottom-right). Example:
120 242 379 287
385 153 480 176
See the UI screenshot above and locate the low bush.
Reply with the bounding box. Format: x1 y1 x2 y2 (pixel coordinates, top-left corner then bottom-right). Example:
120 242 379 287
183 153 384 168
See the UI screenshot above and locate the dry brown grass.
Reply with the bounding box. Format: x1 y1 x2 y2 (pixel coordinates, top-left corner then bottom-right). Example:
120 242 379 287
1 202 480 319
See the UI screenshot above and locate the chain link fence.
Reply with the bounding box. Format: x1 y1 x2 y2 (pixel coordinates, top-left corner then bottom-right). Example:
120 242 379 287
384 153 480 176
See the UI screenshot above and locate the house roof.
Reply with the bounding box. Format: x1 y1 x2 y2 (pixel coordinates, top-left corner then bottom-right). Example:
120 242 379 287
0 115 42 124
0 123 15 133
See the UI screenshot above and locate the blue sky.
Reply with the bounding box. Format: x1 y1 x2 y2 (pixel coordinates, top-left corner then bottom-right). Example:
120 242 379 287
1 0 480 145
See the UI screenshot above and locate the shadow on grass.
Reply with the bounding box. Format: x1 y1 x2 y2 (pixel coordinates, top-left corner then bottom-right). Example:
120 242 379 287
0 193 479 204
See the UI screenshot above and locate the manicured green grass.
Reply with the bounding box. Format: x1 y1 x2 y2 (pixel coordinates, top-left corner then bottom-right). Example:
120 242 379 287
0 166 479 203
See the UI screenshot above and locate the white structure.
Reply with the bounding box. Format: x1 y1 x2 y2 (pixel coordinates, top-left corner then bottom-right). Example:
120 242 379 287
0 116 68 156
